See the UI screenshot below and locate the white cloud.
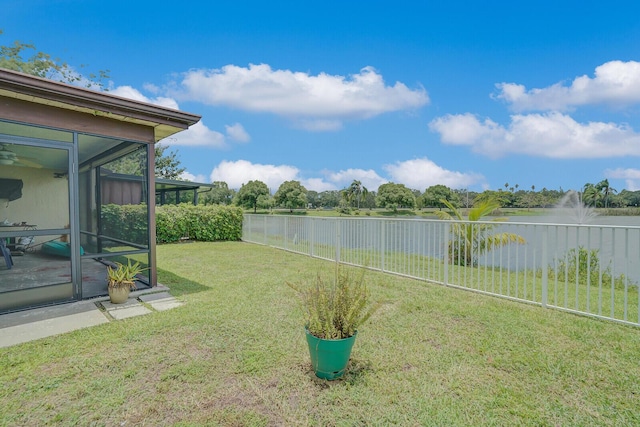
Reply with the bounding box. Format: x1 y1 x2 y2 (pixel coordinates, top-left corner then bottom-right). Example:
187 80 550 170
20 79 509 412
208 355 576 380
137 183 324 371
179 171 207 183
171 64 428 130
604 168 640 191
495 60 640 111
142 83 160 94
161 121 226 148
325 168 387 191
109 86 232 149
225 123 250 142
383 158 484 190
210 159 300 190
301 178 337 192
205 159 482 193
109 85 180 110
430 112 640 159
429 113 507 146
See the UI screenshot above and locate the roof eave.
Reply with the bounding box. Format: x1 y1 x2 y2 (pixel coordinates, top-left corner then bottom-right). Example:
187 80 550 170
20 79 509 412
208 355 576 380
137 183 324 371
0 68 201 141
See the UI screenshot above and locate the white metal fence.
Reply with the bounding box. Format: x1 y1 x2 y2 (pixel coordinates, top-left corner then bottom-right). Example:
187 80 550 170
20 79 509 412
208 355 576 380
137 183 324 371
242 214 640 327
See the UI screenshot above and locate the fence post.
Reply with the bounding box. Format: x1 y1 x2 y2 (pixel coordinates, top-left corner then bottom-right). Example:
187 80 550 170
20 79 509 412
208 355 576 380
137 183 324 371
263 215 267 245
541 227 548 308
335 218 341 263
380 220 386 272
310 217 315 257
284 216 288 250
443 222 450 286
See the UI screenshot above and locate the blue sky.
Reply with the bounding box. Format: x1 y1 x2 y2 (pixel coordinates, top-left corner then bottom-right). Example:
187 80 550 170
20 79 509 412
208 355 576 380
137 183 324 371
5 1 640 194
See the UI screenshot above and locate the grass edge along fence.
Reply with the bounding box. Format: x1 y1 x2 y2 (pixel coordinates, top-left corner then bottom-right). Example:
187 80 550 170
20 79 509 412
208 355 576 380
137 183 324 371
243 214 640 328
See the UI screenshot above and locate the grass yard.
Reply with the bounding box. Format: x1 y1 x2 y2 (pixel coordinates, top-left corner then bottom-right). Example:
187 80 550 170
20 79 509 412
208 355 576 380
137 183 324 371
1 242 639 426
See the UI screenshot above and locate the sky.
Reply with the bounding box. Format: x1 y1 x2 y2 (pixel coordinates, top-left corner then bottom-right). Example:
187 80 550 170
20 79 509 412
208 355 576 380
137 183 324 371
4 1 640 194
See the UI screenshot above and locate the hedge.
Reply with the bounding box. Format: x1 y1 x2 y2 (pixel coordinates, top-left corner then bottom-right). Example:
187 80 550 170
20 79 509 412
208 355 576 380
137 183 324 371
156 204 243 243
101 204 243 244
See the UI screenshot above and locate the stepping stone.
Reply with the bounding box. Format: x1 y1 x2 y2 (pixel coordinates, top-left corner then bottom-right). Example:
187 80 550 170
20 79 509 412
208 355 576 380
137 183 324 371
148 298 184 311
107 304 152 320
102 298 152 319
138 292 173 302
139 292 183 311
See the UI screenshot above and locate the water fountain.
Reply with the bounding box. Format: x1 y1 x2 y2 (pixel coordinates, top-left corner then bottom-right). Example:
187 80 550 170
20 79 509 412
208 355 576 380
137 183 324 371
553 190 598 224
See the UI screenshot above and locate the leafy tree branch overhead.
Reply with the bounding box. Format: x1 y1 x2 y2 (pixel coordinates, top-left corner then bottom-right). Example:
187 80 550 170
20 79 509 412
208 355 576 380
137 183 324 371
1 30 185 180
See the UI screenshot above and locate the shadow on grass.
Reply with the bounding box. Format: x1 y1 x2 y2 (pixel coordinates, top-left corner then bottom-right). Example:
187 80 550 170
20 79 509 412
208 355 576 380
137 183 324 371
306 358 374 389
157 268 211 297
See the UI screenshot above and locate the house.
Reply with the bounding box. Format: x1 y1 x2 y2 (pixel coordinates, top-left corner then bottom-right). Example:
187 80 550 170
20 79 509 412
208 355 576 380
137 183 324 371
0 69 201 313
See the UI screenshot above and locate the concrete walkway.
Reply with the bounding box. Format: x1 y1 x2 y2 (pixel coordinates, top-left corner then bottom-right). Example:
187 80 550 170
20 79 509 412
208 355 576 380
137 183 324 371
0 288 183 348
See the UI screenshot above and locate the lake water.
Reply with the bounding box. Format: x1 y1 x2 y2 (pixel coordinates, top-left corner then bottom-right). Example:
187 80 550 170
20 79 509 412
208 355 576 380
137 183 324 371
489 215 640 279
508 215 640 227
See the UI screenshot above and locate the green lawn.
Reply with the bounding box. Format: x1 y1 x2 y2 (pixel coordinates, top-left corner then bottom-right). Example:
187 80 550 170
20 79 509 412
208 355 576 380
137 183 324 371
1 242 639 426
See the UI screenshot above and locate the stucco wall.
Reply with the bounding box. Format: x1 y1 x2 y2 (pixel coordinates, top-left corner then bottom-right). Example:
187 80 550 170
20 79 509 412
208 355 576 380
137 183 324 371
0 165 68 243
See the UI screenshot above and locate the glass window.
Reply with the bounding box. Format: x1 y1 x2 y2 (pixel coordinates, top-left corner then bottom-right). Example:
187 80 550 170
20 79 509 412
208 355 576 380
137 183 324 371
0 142 73 312
0 120 73 143
77 137 150 257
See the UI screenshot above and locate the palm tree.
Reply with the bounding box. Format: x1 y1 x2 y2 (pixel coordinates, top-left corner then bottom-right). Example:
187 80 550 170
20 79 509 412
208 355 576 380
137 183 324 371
582 183 602 207
435 198 526 266
343 180 368 209
596 179 617 208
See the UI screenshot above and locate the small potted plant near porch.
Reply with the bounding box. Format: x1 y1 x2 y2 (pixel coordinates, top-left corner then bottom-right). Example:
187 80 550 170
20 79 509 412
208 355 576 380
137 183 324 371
287 263 380 380
107 260 146 304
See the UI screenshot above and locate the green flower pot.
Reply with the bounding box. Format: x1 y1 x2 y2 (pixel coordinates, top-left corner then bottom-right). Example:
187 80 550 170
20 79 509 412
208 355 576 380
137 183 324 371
305 328 357 380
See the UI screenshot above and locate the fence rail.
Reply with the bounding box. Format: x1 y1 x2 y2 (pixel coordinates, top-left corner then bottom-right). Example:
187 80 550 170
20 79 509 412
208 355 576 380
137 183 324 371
242 214 640 327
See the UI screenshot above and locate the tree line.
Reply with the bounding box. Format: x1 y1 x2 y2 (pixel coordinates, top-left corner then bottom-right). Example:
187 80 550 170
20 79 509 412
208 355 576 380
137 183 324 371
198 178 640 212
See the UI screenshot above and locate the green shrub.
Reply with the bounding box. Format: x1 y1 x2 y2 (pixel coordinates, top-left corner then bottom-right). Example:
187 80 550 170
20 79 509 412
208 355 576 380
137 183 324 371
156 204 243 243
101 204 148 245
101 204 243 244
549 246 636 291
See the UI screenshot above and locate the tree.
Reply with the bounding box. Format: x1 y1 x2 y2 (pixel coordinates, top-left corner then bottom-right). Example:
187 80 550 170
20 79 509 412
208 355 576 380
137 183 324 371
619 190 640 207
154 144 186 179
235 180 270 213
1 32 188 179
201 181 234 205
422 185 459 210
1 30 110 90
475 190 510 207
342 180 369 209
256 193 275 211
376 183 416 212
306 190 319 208
361 191 377 209
107 143 186 179
596 179 617 208
435 199 526 266
582 183 601 207
317 190 341 208
454 188 477 208
274 180 308 212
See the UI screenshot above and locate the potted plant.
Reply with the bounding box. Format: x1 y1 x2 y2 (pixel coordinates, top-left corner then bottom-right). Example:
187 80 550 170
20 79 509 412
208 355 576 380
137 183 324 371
287 263 380 380
107 260 146 304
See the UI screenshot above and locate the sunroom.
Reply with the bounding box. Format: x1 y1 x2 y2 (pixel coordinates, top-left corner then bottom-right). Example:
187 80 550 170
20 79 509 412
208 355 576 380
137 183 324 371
0 69 200 313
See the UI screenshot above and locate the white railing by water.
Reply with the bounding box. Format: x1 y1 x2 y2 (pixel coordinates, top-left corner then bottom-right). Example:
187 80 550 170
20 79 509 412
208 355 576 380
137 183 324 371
242 214 640 327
